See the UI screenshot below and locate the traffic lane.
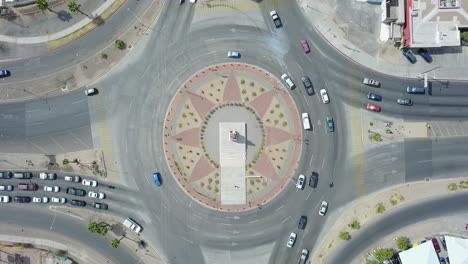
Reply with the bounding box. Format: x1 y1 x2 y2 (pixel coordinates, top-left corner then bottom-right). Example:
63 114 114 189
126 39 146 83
326 191 468 264
0 206 139 263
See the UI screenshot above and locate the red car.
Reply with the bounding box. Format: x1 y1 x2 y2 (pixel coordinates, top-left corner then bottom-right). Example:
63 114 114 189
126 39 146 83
300 39 310 53
367 103 381 112
431 238 441 253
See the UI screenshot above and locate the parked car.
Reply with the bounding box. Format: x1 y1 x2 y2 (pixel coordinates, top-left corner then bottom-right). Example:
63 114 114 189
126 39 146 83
51 197 66 204
64 175 81 183
18 183 38 191
407 86 425 94
301 76 314 95
82 179 98 187
281 74 296 89
67 187 86 196
298 216 307 230
319 201 328 216
0 172 13 179
13 172 33 179
300 249 309 262
33 197 49 203
44 186 60 192
93 202 108 210
85 88 98 96
302 113 311 130
153 172 162 187
88 191 105 199
0 185 13 191
39 172 57 180
270 10 282 28
0 196 11 203
367 93 382 101
300 39 310 53
189 0 196 3
326 117 334 132
296 175 306 190
0 70 10 78
439 257 446 264
439 235 447 250
417 48 432 63
71 200 86 207
320 89 329 104
402 47 417 63
309 172 318 188
286 232 297 248
366 103 381 112
362 77 380 87
227 51 240 58
14 196 31 203
432 237 441 253
397 98 413 106
123 218 142 233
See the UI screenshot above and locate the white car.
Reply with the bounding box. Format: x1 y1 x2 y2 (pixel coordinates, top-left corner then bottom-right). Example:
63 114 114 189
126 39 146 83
64 175 81 183
286 232 297 248
302 113 311 130
320 89 329 104
296 174 306 190
362 77 380 87
0 185 13 191
0 196 10 203
88 191 105 199
300 249 309 261
44 186 60 192
82 179 98 187
51 197 66 204
319 201 328 216
281 74 296 89
85 88 98 96
189 0 196 3
33 197 49 203
39 172 57 180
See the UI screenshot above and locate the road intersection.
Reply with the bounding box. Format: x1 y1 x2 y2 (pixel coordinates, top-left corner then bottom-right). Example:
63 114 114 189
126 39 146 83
1 0 468 263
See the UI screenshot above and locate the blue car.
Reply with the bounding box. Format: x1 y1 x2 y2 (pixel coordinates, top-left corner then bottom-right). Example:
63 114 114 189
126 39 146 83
418 48 432 63
153 172 162 187
367 93 382 101
227 51 240 58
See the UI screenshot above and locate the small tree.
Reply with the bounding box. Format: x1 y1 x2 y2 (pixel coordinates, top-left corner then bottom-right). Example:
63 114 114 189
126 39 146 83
350 219 360 230
88 222 99 233
461 32 468 44
339 231 350 241
375 203 386 214
395 237 409 251
373 248 394 262
36 0 49 11
114 39 126 50
111 239 120 248
62 158 70 165
68 0 81 13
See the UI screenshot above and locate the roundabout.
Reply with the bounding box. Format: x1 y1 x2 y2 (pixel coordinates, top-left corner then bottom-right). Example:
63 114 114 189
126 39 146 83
162 63 303 211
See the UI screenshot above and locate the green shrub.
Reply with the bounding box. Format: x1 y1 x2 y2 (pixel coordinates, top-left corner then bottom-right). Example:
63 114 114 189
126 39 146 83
448 183 458 191
114 39 126 50
395 237 409 251
62 158 69 165
376 203 385 213
349 219 360 230
373 248 394 262
339 231 350 241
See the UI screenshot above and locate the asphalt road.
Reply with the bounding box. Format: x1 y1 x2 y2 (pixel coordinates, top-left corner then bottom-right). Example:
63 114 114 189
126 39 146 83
2 0 468 263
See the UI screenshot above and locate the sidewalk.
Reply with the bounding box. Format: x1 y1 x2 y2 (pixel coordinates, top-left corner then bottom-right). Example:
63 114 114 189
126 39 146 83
311 176 468 263
297 0 468 81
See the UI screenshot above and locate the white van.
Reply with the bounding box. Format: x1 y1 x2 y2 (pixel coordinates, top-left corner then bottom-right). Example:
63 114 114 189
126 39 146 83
281 74 296 89
302 113 311 130
123 218 142 234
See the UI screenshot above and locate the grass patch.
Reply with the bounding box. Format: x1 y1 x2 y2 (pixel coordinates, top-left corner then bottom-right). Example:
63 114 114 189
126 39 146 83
448 183 458 191
47 0 126 49
368 132 382 141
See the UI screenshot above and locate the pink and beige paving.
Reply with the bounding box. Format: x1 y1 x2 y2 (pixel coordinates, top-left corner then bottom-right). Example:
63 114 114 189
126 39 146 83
162 63 303 211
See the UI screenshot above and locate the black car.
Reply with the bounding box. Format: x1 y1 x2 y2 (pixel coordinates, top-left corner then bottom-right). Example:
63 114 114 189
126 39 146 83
298 216 307 229
309 172 318 188
71 200 86 207
67 187 86 196
93 202 108 210
14 196 31 203
301 76 314 95
417 48 432 63
0 172 13 179
0 70 10 78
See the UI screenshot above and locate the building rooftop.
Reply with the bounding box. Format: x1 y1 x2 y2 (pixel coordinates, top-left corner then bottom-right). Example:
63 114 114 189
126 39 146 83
406 0 467 47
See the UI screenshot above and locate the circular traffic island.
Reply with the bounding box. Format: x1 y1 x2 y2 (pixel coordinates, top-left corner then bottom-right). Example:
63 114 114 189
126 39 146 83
163 63 303 211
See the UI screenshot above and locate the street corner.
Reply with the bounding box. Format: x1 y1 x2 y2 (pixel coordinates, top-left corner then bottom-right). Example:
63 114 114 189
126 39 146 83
55 150 107 178
162 63 303 211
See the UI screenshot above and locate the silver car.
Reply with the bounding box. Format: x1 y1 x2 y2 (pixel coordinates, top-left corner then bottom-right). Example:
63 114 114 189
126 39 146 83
362 77 380 87
286 232 297 248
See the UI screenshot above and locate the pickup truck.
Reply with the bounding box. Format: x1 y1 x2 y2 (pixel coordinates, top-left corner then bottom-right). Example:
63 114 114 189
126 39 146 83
270 10 282 28
66 187 86 196
123 218 142 234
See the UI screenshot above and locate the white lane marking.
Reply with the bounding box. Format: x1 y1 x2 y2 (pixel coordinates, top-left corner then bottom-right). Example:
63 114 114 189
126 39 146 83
74 112 88 117
249 219 259 224
188 225 199 232
49 213 57 230
416 149 432 152
216 235 230 239
296 61 303 72
321 158 326 169
253 231 264 236
169 192 179 203
281 216 291 224
417 159 432 163
72 99 86 104
26 109 40 113
306 189 314 200
29 122 44 126
303 95 310 106
182 236 194 244
220 223 232 226
274 204 284 212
